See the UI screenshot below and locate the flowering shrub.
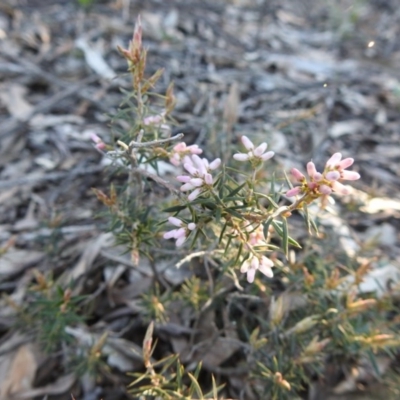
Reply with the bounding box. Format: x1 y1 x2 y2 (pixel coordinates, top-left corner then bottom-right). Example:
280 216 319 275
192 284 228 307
91 16 400 400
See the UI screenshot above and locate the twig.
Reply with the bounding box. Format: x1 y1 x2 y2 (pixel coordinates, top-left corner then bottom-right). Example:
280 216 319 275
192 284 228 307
128 133 184 149
175 249 224 269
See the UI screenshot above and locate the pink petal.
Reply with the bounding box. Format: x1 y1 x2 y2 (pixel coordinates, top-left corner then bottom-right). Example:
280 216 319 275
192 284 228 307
190 178 204 187
319 184 332 195
326 153 342 168
240 260 250 273
261 255 274 268
181 183 196 191
241 135 254 150
188 188 202 201
291 168 305 182
168 217 183 227
90 133 102 143
247 268 256 283
163 230 177 239
169 156 180 166
175 236 187 247
261 151 275 161
341 170 360 180
173 142 186 152
307 162 318 178
251 256 260 270
314 172 323 182
184 163 199 176
325 171 340 181
176 175 191 183
192 155 207 176
233 153 249 161
204 173 213 185
332 181 350 195
188 223 196 230
286 187 302 197
259 260 274 278
208 158 221 170
183 155 193 165
338 157 354 170
254 142 267 156
188 145 203 155
175 227 186 238
95 142 106 150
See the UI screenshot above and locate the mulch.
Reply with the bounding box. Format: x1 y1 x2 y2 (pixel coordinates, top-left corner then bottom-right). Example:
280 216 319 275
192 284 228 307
1 0 400 398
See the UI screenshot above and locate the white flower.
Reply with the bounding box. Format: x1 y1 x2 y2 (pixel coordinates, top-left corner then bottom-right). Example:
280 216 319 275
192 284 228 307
233 136 274 163
163 217 196 247
240 254 274 283
177 155 221 201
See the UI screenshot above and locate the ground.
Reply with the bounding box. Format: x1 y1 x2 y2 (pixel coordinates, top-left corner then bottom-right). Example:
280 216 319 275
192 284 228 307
0 0 400 399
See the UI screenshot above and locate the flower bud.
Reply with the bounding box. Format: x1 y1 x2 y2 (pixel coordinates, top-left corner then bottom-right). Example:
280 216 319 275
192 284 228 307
284 315 319 336
274 372 291 391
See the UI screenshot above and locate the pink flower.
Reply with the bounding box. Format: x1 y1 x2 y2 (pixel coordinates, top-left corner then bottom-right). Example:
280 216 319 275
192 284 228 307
177 154 221 201
325 153 361 181
163 217 196 247
169 142 203 166
246 224 267 247
143 113 170 133
90 133 106 150
143 115 163 125
286 153 360 201
233 136 274 164
240 254 274 283
286 186 302 197
291 168 305 182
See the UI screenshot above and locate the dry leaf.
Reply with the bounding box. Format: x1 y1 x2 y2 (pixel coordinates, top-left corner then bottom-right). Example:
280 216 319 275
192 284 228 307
12 373 76 399
0 344 37 400
59 232 113 291
0 84 34 121
0 249 45 276
75 38 115 80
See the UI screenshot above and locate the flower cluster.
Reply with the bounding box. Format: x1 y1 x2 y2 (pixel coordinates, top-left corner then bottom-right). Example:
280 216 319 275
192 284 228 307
163 217 196 247
286 153 360 202
177 155 221 201
233 136 274 167
240 255 274 283
143 113 170 134
162 137 359 286
234 224 275 283
169 142 203 166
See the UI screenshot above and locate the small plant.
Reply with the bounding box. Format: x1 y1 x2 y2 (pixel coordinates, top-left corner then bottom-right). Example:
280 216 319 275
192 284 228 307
89 16 400 399
17 271 84 353
129 322 224 399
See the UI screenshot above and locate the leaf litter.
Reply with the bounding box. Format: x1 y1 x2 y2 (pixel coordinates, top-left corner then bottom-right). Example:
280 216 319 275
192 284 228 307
0 0 400 398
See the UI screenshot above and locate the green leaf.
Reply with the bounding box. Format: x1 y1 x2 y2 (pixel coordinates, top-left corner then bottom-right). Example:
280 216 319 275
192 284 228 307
188 372 203 398
263 217 273 238
215 207 222 224
223 235 232 256
233 242 243 265
225 208 244 219
227 181 247 198
271 220 283 236
219 222 227 244
163 205 187 213
176 361 183 389
367 349 381 377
